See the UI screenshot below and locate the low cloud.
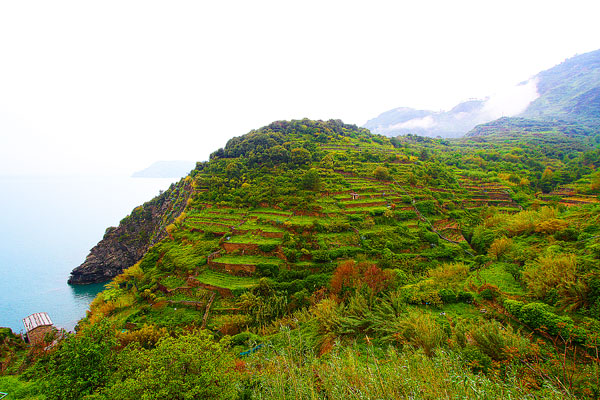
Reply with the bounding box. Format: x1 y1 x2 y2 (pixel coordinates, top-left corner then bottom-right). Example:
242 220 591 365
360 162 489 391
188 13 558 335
391 115 436 130
481 78 539 119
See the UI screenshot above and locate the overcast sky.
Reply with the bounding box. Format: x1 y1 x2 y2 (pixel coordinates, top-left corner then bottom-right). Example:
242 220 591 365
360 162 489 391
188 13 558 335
1 0 598 176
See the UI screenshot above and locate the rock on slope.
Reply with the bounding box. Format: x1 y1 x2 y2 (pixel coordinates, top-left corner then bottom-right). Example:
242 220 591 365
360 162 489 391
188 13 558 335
68 179 192 284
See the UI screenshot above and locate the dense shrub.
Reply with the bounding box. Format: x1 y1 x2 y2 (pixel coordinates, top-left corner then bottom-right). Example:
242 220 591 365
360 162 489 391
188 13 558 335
312 250 331 263
256 263 280 278
258 243 278 253
415 200 437 216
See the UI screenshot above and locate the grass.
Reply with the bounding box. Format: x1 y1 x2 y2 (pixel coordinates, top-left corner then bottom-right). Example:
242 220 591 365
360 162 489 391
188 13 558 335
238 220 285 232
160 276 187 289
0 376 44 400
196 270 258 290
242 336 570 400
214 255 282 265
187 215 247 223
345 206 389 214
477 263 526 296
227 234 280 245
250 208 293 216
183 221 231 233
316 232 358 246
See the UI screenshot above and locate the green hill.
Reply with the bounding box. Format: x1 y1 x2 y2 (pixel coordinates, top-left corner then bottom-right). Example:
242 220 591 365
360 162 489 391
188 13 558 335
522 49 600 125
3 119 600 399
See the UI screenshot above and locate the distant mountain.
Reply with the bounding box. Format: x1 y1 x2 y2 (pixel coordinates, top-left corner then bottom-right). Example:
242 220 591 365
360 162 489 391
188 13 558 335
132 161 196 178
366 48 600 138
363 99 490 138
521 49 600 124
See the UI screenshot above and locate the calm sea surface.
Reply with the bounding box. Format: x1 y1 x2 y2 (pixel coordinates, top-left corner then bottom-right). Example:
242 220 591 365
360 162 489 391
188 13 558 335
0 176 176 333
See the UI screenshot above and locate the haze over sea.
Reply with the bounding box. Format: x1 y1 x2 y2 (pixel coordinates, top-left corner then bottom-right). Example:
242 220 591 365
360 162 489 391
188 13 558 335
0 175 175 333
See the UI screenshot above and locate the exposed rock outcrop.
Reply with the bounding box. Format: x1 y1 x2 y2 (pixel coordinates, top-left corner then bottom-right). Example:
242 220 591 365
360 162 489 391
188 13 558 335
68 178 192 284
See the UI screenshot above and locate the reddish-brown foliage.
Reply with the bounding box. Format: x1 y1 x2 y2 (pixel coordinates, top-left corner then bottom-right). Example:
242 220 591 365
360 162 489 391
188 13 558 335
330 260 393 298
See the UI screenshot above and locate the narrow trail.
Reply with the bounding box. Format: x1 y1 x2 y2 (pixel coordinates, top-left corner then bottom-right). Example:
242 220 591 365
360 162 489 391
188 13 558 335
201 292 216 329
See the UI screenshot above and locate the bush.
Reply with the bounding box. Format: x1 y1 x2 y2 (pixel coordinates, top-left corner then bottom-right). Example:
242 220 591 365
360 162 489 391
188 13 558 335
554 228 579 242
487 236 513 261
258 243 277 253
373 166 390 180
438 288 458 304
101 331 237 399
415 200 436 216
231 331 261 346
461 346 492 374
394 310 448 356
470 320 529 362
283 248 299 262
503 299 524 316
423 231 439 245
504 299 580 341
394 210 417 221
522 253 577 300
256 263 280 278
480 288 496 300
312 250 331 263
457 291 474 304
33 319 117 400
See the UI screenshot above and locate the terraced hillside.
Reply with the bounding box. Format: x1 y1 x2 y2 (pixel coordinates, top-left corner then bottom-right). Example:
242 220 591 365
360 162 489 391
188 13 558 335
7 119 600 399
72 119 599 334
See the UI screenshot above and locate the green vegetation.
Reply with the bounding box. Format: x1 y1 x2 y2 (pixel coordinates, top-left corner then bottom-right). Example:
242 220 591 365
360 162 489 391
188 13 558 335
196 270 258 290
3 118 600 399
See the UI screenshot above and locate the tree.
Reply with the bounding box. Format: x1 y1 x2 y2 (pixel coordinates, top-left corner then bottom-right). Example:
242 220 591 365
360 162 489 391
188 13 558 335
301 168 322 191
267 145 289 164
291 147 311 166
320 153 334 170
540 167 555 193
373 166 390 181
35 319 117 400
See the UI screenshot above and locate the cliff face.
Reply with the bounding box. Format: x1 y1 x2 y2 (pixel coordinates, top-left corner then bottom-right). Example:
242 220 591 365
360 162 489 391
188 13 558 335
68 178 193 284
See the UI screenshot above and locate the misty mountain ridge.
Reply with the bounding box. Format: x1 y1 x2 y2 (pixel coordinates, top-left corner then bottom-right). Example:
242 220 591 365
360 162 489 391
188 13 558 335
365 48 600 138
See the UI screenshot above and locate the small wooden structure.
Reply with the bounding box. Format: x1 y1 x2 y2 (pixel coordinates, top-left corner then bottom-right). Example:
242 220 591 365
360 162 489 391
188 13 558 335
23 312 53 346
350 192 360 200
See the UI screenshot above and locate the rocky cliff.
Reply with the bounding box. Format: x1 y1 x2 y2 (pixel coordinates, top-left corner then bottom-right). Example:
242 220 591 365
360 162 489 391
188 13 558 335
68 178 193 284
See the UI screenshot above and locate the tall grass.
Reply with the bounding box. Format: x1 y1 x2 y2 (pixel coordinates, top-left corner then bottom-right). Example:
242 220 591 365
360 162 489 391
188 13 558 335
241 329 571 400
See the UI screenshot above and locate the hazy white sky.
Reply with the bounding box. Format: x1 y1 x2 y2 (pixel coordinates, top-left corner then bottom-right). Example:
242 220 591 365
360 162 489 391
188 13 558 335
0 0 598 176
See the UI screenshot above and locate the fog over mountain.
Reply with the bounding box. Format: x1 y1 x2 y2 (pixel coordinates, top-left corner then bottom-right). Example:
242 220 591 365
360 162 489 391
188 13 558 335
365 49 600 138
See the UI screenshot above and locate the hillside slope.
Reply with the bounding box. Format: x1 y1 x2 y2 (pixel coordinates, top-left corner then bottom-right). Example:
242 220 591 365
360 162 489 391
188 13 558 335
6 119 600 399
521 49 600 124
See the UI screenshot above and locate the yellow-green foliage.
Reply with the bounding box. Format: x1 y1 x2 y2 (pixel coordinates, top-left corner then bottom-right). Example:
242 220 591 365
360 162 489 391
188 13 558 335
174 212 186 225
117 324 168 349
523 253 578 300
112 263 144 287
242 340 566 399
535 218 568 234
488 236 513 260
311 298 341 338
392 310 447 356
470 320 531 362
165 223 176 235
428 262 469 286
483 207 563 238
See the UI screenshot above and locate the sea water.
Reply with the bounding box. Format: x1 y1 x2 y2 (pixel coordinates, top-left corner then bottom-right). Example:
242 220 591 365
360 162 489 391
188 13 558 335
0 175 176 333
